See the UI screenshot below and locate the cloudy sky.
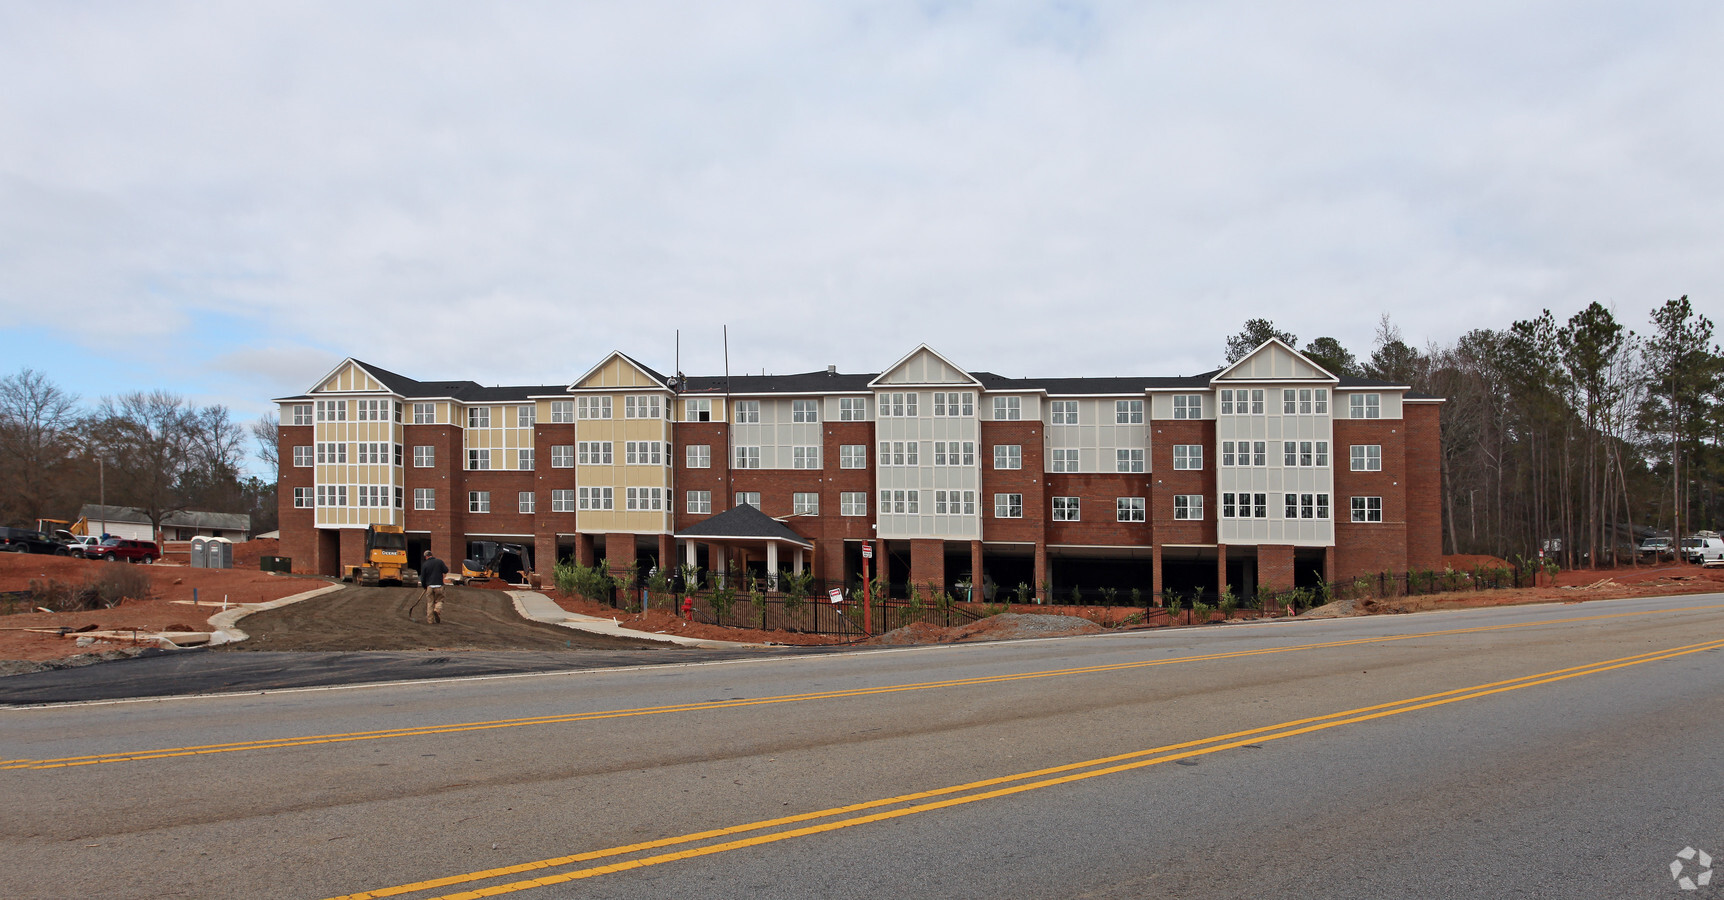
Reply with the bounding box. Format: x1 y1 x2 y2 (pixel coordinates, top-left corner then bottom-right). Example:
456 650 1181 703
3 0 1720 458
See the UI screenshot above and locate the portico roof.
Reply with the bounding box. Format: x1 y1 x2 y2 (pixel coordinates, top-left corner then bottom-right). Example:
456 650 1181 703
674 504 814 549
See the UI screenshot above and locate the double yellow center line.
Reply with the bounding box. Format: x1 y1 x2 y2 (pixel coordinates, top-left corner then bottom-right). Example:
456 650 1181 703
4 603 1718 772
329 635 1724 899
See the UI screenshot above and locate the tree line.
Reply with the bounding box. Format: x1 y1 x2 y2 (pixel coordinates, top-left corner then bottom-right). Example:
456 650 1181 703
1228 296 1722 567
0 370 278 538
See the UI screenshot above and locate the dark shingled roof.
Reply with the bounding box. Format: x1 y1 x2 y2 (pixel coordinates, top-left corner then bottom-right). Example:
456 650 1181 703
682 370 876 394
973 371 1222 394
675 504 814 547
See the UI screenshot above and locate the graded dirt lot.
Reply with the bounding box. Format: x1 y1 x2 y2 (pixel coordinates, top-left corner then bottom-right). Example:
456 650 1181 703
222 584 662 652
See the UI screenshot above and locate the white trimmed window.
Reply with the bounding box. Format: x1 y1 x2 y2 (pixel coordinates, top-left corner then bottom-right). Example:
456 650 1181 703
1173 445 1202 470
839 397 867 421
577 396 612 419
290 404 312 426
518 448 534 471
1172 394 1201 419
394 444 403 466
1352 496 1384 522
792 399 819 423
411 402 434 424
316 399 348 422
1050 401 1078 425
358 485 389 508
1116 399 1144 424
293 446 313 467
551 445 574 468
839 445 867 469
625 487 663 511
840 492 868 516
792 446 821 469
1117 497 1145 522
879 441 918 466
517 405 536 428
684 398 712 422
1281 388 1330 415
993 493 1024 518
1350 394 1381 419
469 491 490 513
1351 445 1382 471
1052 496 1080 522
467 448 491 470
734 491 761 508
879 392 918 418
395 486 403 508
625 441 663 465
1174 495 1203 520
993 396 1021 420
354 442 383 464
316 442 348 464
1221 492 1269 518
552 489 575 512
467 407 490 429
734 446 761 469
550 400 575 423
1116 448 1145 473
577 441 613 465
686 444 710 468
355 399 385 421
1282 493 1330 519
930 441 973 466
519 492 535 514
1050 448 1077 472
734 400 760 423
316 485 348 507
793 492 819 515
578 487 614 510
293 487 313 508
933 392 974 417
994 445 1022 470
686 491 711 514
624 395 662 419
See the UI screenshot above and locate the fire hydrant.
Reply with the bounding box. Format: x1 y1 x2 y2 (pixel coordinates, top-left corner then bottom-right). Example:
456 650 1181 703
682 597 694 622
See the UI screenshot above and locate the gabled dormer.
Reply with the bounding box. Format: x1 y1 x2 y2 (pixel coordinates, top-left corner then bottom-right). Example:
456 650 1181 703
869 345 982 388
568 351 671 393
1211 338 1338 384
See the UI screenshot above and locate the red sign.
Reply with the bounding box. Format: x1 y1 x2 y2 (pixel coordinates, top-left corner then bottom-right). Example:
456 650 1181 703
861 541 873 559
828 588 844 604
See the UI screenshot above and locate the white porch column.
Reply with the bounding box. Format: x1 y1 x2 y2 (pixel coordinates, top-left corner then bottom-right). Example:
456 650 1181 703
793 547 804 575
685 539 697 568
766 541 779 590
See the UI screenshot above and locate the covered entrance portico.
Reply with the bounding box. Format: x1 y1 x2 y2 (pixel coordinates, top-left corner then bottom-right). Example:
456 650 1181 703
675 504 815 589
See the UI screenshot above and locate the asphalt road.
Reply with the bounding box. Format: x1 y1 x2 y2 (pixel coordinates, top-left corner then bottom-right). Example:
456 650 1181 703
3 592 1722 899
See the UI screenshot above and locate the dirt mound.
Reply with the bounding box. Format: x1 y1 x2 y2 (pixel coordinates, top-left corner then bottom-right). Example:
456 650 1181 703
1444 554 1511 570
868 622 953 646
954 613 1104 642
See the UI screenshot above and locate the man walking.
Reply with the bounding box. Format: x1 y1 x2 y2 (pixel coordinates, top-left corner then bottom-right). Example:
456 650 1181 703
419 550 450 624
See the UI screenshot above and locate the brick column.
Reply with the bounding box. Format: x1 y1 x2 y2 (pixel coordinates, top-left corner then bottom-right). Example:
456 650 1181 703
533 533 558 577
1216 544 1227 602
876 540 890 592
1034 541 1049 603
574 533 594 567
605 533 637 580
970 540 984 603
658 533 676 574
910 539 944 600
1151 543 1163 603
339 528 366 574
821 539 847 589
1259 545 1295 592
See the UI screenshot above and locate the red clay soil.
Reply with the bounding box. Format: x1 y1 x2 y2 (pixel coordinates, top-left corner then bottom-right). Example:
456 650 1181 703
467 581 852 647
0 549 328 662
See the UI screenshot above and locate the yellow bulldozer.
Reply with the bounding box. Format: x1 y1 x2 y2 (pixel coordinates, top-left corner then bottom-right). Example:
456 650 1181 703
344 524 420 587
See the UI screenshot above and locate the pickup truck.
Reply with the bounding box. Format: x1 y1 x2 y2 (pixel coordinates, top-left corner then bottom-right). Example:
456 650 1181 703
0 527 71 555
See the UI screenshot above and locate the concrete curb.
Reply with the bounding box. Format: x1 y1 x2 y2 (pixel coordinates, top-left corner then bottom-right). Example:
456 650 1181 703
205 582 346 646
506 590 767 649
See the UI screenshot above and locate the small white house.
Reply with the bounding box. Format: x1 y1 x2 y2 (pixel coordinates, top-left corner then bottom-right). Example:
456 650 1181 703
78 505 252 542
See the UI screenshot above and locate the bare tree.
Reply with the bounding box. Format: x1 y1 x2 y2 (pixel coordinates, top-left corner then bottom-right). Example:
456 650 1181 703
251 413 279 471
90 391 244 538
0 368 81 525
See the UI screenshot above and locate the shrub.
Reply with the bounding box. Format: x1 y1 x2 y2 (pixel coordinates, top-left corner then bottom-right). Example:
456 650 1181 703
28 565 150 612
711 584 738 622
1190 598 1212 623
1014 582 1032 606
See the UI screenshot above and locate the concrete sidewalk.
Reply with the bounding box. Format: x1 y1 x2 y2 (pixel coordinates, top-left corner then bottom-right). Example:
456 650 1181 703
506 591 768 650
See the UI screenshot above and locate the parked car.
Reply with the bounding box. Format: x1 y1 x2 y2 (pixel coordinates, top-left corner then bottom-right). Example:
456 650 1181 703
66 535 104 558
89 537 160 564
1638 536 1675 561
0 526 70 555
1683 536 1724 566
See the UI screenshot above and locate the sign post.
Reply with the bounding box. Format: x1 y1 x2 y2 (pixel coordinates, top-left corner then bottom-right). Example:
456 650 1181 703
861 541 873 635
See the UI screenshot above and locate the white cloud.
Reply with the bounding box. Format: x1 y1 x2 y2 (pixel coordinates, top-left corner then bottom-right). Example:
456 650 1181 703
0 0 1719 396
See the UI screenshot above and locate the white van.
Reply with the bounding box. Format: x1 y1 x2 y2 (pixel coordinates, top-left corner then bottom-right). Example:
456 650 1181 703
1683 536 1724 566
